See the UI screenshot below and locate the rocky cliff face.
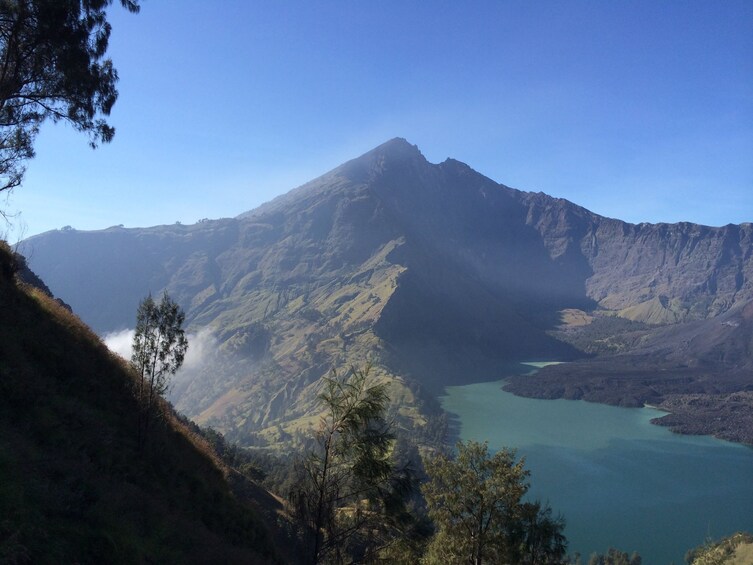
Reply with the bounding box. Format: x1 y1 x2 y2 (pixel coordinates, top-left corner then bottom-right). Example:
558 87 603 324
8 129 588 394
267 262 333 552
519 191 753 321
20 138 753 444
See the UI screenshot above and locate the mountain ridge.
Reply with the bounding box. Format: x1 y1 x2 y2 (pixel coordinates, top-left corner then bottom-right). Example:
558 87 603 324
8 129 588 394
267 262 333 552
20 139 753 445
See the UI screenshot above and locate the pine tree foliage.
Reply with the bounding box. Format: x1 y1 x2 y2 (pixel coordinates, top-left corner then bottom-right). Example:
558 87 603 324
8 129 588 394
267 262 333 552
517 500 568 564
131 291 187 450
290 365 414 564
422 441 570 565
587 548 642 565
0 0 139 195
421 440 530 565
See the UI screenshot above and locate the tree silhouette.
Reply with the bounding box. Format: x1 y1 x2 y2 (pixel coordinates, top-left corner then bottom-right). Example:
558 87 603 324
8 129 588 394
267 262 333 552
0 0 139 195
290 365 413 564
131 291 187 451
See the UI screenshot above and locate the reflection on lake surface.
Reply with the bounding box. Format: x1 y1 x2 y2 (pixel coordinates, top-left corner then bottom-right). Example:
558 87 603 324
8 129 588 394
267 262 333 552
440 364 753 564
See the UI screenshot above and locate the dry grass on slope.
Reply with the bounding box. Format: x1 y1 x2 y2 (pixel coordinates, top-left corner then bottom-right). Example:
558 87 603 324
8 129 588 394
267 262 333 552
686 532 753 565
0 241 281 564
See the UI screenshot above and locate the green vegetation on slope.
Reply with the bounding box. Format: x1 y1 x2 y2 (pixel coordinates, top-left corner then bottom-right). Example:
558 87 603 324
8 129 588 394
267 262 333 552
686 532 753 565
0 242 278 564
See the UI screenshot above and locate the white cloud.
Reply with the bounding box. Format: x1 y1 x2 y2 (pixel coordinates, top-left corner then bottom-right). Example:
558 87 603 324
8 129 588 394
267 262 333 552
180 328 217 372
103 328 135 360
103 327 215 368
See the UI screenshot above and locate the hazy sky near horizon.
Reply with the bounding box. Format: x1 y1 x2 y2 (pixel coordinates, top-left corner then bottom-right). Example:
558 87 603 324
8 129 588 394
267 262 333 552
3 0 752 241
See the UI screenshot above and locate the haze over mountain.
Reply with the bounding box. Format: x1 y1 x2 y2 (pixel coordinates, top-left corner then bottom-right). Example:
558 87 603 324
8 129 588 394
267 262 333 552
21 139 753 445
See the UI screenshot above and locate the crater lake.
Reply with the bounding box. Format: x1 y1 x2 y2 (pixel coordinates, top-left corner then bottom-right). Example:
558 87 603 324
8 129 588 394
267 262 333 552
440 363 753 564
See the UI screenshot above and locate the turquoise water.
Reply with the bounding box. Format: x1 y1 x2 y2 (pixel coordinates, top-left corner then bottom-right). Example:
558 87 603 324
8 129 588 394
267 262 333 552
440 366 753 564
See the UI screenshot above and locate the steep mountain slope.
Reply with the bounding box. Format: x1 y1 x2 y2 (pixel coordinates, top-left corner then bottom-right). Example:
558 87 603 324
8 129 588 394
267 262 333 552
520 192 753 321
0 243 282 563
20 138 753 445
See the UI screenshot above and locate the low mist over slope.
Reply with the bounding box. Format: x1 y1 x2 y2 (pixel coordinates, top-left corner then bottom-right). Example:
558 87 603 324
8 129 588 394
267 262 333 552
21 138 753 445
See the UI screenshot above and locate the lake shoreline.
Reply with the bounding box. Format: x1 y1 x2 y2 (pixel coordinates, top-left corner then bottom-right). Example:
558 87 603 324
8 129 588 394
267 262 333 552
440 375 753 564
500 362 753 447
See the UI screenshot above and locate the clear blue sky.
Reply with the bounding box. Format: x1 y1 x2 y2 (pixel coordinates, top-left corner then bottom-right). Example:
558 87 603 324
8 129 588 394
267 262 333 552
3 0 752 241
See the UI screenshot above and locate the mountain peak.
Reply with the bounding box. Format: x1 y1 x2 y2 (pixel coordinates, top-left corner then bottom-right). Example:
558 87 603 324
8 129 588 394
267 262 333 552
319 137 427 187
378 136 419 151
359 137 426 163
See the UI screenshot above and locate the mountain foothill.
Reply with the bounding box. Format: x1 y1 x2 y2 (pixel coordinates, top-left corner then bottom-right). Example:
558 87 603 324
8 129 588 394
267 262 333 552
21 138 753 446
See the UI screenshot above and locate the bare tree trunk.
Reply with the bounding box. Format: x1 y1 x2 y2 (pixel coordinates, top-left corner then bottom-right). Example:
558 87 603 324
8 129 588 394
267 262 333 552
312 433 332 564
